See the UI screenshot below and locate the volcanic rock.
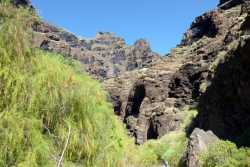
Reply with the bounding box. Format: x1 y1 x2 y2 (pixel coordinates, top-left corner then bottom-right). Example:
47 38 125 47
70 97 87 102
13 0 34 9
14 0 30 6
104 0 250 144
197 10 250 139
32 21 159 81
186 128 218 167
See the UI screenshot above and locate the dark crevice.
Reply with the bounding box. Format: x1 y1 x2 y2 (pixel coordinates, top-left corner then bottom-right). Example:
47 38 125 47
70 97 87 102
124 85 146 122
147 122 158 140
175 78 181 88
114 101 122 116
189 72 202 83
133 85 145 115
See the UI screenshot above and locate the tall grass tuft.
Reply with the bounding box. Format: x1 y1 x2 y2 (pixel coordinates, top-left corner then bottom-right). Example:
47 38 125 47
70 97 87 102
0 2 127 166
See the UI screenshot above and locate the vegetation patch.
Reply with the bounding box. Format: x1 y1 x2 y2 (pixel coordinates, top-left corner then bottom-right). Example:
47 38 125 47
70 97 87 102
140 108 198 167
199 140 250 167
0 2 128 166
227 40 239 52
165 108 174 114
209 51 227 72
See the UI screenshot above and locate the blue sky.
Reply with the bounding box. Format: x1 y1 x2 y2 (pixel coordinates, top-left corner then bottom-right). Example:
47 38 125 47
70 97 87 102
31 0 219 55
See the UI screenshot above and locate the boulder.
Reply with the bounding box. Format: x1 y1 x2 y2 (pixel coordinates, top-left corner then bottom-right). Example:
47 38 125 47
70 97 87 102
186 128 218 167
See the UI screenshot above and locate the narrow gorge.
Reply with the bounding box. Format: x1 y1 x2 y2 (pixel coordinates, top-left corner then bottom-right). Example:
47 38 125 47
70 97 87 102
1 0 250 166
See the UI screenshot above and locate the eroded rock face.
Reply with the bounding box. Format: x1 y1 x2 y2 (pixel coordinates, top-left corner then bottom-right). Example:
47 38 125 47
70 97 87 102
197 13 250 139
165 1 245 111
124 60 184 144
32 21 159 80
180 12 218 46
166 1 250 144
103 56 186 144
104 0 250 144
186 128 218 167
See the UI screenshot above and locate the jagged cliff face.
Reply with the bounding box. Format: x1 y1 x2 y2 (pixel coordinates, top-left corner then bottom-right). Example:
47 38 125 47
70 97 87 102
104 0 250 144
198 2 250 139
103 58 184 144
32 21 159 81
30 0 250 146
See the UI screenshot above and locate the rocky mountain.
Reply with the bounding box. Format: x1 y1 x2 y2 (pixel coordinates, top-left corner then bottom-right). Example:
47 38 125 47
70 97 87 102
103 0 250 146
30 0 250 147
32 21 159 81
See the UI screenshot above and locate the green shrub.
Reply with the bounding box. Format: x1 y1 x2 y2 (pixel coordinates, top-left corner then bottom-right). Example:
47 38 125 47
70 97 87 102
199 82 208 94
227 40 239 52
165 108 174 114
178 107 198 131
209 51 227 72
199 140 250 167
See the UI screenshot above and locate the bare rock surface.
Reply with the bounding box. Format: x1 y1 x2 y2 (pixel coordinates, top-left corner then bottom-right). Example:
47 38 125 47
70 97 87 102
15 0 30 5
186 128 218 167
197 10 250 139
32 21 159 81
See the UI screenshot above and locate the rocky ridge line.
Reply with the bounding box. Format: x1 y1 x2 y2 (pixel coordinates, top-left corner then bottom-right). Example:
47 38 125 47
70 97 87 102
32 21 159 81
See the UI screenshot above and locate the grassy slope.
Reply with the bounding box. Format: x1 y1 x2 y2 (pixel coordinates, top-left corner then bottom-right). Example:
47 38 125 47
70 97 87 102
0 1 126 166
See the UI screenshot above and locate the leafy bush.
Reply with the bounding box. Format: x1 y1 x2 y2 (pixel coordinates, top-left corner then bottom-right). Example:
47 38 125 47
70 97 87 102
199 140 250 167
209 51 227 72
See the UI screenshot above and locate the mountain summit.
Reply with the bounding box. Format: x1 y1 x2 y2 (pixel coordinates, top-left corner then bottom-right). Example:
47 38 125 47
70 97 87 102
33 21 159 80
